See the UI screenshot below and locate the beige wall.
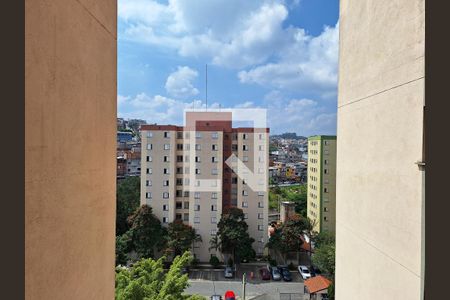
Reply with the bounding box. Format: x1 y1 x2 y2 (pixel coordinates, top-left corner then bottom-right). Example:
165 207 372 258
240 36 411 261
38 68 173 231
336 0 425 299
25 0 116 299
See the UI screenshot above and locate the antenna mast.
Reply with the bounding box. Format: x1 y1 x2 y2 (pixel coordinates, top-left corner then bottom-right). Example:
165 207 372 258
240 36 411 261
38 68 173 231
205 64 208 111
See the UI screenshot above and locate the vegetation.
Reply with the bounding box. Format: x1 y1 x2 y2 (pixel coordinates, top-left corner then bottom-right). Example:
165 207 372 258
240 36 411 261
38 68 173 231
312 242 335 279
116 231 133 266
127 205 167 259
166 220 201 257
210 207 255 263
116 176 141 236
269 184 307 217
115 251 206 300
209 255 220 268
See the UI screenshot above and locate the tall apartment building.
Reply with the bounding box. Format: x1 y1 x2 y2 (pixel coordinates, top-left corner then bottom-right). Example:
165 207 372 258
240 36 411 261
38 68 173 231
306 136 337 234
140 112 269 262
336 0 425 299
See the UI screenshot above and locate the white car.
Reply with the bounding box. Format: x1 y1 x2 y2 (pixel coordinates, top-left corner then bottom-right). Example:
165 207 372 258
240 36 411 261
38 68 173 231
298 265 311 280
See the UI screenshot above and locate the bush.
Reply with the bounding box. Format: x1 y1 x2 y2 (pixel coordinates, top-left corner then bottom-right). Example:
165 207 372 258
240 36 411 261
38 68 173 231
209 256 221 268
191 257 199 268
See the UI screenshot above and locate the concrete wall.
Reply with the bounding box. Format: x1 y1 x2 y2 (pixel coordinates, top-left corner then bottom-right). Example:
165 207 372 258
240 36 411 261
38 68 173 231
25 0 116 299
336 0 424 299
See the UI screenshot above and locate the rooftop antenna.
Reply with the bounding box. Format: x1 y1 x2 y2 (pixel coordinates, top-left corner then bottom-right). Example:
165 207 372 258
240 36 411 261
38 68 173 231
205 64 208 112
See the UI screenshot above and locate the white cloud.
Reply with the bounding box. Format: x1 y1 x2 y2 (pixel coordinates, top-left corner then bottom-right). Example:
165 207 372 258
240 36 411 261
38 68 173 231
238 23 339 96
165 66 199 98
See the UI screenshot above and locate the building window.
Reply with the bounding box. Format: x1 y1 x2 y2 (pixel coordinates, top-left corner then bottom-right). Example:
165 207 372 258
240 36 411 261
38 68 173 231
177 131 183 139
195 168 201 175
146 180 151 186
184 144 190 151
324 159 329 165
147 144 152 150
212 132 219 139
163 168 170 174
184 178 190 185
243 145 249 151
242 190 248 196
194 217 200 224
185 132 190 139
163 204 168 211
210 229 217 235
324 207 329 212
243 156 249 162
212 144 218 151
231 144 238 151
176 190 182 197
146 192 152 199
176 167 183 174
183 202 189 209
258 191 264 196
244 213 248 219
211 192 217 199
146 156 152 162
164 144 170 150
195 156 201 163
258 202 264 208
195 144 201 150
194 192 200 199
242 201 248 208
163 192 169 199
184 191 190 198
258 213 263 219
164 131 170 138
211 217 217 224
259 134 264 140
177 155 183 162
163 180 170 186
196 132 202 139
258 225 264 231
146 132 153 138
324 188 328 193
212 156 218 163
163 156 170 162
324 217 328 222
211 169 218 175
146 168 152 174
258 157 265 163
163 217 169 223
232 177 238 184
194 204 200 211
176 178 183 186
211 204 217 211
183 213 189 221
243 133 248 140
176 202 182 209
259 145 265 151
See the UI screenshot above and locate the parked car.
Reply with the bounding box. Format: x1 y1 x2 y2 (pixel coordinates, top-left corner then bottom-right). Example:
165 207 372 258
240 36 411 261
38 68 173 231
266 264 273 272
259 268 271 280
280 268 292 281
210 295 222 300
271 266 282 281
298 265 311 280
224 266 234 278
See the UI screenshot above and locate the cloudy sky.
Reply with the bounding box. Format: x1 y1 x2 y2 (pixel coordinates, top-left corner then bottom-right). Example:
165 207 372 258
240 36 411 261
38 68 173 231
118 0 339 136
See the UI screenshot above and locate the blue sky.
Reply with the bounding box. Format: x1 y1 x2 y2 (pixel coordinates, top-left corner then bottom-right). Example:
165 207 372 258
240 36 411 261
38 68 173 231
118 0 339 136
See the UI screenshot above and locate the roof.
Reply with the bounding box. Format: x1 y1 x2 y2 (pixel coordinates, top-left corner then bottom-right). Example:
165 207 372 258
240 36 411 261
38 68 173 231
308 135 337 141
304 275 332 294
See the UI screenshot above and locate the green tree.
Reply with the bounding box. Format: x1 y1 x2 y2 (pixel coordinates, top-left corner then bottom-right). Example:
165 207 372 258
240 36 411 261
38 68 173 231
115 251 206 300
167 220 201 257
314 231 335 249
211 207 255 263
128 205 167 259
116 176 141 236
312 243 335 279
116 231 133 266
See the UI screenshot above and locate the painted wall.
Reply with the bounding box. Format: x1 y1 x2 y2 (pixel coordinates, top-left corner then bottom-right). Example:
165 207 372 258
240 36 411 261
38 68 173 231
336 0 425 299
25 0 117 299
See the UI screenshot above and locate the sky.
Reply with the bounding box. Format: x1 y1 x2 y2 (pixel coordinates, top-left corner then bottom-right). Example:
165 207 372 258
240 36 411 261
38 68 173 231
117 0 339 136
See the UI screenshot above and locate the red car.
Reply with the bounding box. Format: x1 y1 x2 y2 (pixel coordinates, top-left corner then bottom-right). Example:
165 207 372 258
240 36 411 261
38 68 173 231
259 268 271 280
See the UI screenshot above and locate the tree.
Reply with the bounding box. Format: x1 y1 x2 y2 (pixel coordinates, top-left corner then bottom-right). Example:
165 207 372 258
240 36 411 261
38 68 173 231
115 251 206 300
314 231 335 249
128 205 167 259
167 220 201 257
116 231 133 266
266 215 309 263
211 207 255 263
116 176 141 236
209 255 220 268
312 243 335 279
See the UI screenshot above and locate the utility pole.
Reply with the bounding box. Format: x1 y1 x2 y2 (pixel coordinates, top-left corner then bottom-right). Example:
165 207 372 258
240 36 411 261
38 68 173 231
242 272 246 300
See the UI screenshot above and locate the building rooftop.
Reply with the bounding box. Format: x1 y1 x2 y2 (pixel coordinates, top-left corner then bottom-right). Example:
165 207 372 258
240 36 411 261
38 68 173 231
304 275 332 294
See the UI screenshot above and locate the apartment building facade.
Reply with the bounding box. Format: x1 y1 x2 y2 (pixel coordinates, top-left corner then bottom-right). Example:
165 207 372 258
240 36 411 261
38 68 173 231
336 0 425 299
140 112 269 262
306 135 337 234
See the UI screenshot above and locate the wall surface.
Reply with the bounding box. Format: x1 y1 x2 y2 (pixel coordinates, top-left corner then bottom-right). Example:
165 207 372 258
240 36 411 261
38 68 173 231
336 0 425 299
25 0 117 299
